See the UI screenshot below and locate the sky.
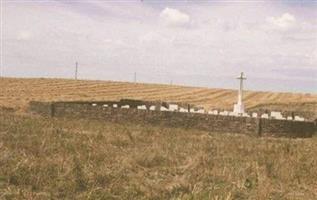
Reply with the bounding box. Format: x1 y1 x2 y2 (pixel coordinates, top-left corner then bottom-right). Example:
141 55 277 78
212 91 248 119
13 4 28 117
1 0 316 93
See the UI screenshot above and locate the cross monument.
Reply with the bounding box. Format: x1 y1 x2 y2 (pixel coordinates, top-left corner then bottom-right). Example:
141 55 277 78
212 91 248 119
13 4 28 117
233 72 247 115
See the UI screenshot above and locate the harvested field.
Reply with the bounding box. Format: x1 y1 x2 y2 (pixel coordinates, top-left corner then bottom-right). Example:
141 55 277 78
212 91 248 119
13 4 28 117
1 77 316 112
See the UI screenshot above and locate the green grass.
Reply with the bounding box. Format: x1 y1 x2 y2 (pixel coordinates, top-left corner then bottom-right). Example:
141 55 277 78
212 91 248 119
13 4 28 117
0 113 316 199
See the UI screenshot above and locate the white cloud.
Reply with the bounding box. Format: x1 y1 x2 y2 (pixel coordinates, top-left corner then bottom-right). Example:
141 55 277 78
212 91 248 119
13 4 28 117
266 13 296 30
159 7 190 27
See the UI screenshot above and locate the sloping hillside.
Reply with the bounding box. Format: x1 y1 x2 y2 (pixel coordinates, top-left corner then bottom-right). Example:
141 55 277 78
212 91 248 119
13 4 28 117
1 77 316 112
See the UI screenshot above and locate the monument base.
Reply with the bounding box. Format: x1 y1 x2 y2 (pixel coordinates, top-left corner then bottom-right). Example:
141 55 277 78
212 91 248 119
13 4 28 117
233 103 245 115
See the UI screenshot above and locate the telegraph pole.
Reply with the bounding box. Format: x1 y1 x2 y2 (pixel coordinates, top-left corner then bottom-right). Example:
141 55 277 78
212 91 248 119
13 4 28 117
75 62 78 80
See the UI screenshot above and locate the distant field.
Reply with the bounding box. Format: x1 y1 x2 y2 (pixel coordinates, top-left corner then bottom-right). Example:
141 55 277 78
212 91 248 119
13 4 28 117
1 77 317 112
1 113 317 199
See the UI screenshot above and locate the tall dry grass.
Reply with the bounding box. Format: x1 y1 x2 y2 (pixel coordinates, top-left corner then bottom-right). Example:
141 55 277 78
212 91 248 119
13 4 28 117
1 112 316 199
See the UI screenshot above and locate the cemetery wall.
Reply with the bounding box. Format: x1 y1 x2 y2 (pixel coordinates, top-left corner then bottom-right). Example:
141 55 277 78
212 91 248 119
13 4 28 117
28 101 54 117
28 101 315 138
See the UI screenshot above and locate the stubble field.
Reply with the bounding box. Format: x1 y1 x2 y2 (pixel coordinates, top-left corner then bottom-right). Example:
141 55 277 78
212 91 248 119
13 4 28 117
1 77 316 112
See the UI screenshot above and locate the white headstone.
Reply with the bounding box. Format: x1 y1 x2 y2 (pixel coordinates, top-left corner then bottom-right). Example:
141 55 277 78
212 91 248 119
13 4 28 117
261 113 269 119
179 108 188 112
252 113 258 118
270 111 283 119
169 104 178 111
287 116 293 120
229 112 237 116
161 106 168 111
212 110 219 115
113 104 118 108
92 103 97 107
149 106 156 111
103 104 108 107
294 116 305 121
137 105 147 110
121 105 130 109
196 109 205 114
219 111 229 116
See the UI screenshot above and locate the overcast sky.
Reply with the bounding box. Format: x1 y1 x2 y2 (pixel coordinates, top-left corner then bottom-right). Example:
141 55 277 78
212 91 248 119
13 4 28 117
1 0 316 93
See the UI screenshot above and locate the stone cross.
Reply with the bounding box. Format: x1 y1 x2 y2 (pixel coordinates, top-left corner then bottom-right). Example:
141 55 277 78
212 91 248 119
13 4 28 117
237 72 246 106
233 72 247 114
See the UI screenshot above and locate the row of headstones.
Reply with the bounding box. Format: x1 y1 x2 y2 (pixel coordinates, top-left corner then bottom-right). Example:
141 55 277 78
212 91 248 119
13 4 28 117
91 103 305 121
263 111 305 121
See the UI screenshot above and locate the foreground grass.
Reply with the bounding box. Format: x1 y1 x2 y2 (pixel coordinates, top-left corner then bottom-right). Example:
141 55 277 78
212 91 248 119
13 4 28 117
0 113 316 199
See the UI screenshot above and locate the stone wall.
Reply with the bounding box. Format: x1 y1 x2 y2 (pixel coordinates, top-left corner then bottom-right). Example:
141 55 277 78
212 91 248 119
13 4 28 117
259 118 314 138
28 101 315 138
28 101 53 117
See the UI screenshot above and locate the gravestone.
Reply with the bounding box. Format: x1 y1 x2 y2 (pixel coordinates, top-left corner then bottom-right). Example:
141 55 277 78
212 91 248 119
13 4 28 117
261 113 269 119
169 104 178 111
196 109 205 114
220 111 229 116
229 112 237 116
287 116 293 120
270 111 283 119
137 105 147 110
161 106 168 111
294 116 305 121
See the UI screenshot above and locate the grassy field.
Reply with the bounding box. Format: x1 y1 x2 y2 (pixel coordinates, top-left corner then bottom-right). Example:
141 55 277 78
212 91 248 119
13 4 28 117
1 77 317 112
1 112 317 199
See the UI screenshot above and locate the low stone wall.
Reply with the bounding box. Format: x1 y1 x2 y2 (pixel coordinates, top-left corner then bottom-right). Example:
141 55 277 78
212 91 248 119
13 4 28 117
28 101 315 138
28 101 53 117
259 118 314 138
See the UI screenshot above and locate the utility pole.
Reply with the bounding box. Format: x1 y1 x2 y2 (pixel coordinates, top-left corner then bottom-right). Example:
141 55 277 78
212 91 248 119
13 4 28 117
75 62 78 80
